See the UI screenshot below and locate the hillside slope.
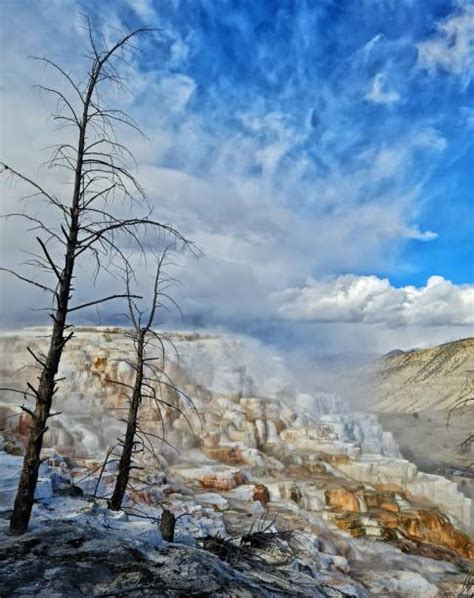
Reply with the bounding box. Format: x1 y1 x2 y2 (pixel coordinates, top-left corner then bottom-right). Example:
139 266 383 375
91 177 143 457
368 337 474 413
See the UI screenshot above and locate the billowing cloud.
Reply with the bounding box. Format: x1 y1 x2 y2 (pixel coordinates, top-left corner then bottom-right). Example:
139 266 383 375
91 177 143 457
272 275 474 328
417 5 474 87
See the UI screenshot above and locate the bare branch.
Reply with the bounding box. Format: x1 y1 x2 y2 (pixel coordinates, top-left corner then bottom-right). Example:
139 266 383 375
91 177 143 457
29 56 84 101
0 267 55 294
145 249 168 329
1 163 66 213
0 387 36 399
26 346 48 369
67 293 141 313
2 213 65 246
36 237 62 280
34 85 80 125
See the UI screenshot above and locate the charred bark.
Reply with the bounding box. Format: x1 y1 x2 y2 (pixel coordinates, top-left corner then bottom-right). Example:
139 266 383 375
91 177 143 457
108 253 197 511
160 508 176 542
109 330 145 511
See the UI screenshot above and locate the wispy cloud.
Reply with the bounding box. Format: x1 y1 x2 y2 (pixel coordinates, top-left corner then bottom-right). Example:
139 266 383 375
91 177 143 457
417 5 474 88
366 74 401 105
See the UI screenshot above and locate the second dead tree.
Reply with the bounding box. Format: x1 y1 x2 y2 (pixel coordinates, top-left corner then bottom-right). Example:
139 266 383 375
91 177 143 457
109 252 197 514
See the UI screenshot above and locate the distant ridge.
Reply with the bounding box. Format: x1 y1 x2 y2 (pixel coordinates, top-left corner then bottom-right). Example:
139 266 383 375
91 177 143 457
369 337 474 413
384 349 406 358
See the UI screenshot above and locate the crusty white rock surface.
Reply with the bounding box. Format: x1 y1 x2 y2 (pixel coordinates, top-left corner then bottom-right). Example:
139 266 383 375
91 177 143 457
0 327 473 596
0 449 468 597
0 327 472 530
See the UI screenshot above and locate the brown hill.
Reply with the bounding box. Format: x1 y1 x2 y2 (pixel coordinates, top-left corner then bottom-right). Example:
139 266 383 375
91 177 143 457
368 337 474 413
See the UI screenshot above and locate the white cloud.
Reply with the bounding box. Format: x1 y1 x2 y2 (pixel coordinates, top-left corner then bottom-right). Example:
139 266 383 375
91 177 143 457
169 37 190 67
363 34 383 61
417 5 474 87
239 112 300 174
153 74 197 113
272 275 474 328
366 73 401 104
410 127 448 152
127 0 156 20
404 226 438 241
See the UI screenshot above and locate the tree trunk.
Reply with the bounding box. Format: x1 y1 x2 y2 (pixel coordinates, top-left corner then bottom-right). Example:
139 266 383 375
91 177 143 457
9 286 72 534
7 29 163 535
109 331 145 511
160 508 176 542
9 104 88 535
9 234 77 534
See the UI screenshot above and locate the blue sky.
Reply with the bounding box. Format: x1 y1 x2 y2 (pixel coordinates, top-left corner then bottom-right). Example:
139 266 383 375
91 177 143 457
1 0 473 352
97 0 474 284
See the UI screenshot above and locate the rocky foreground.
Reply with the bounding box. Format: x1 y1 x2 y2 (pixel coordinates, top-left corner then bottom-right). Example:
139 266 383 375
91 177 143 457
1 449 471 597
0 327 473 596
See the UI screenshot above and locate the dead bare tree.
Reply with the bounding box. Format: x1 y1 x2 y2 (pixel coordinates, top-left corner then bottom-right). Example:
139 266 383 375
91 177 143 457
108 250 197 511
1 21 192 535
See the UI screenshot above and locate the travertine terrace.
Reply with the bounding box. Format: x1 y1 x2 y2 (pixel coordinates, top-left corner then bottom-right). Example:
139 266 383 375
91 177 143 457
1 327 473 596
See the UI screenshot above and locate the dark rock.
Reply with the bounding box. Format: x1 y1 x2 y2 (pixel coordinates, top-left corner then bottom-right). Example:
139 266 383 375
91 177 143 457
0 519 364 597
55 482 84 498
3 440 24 456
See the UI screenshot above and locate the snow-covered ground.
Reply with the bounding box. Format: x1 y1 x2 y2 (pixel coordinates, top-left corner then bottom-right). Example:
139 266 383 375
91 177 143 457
0 448 466 597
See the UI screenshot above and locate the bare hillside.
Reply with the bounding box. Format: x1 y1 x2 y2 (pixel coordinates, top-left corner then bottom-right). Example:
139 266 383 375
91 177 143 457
342 338 474 503
369 337 474 413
